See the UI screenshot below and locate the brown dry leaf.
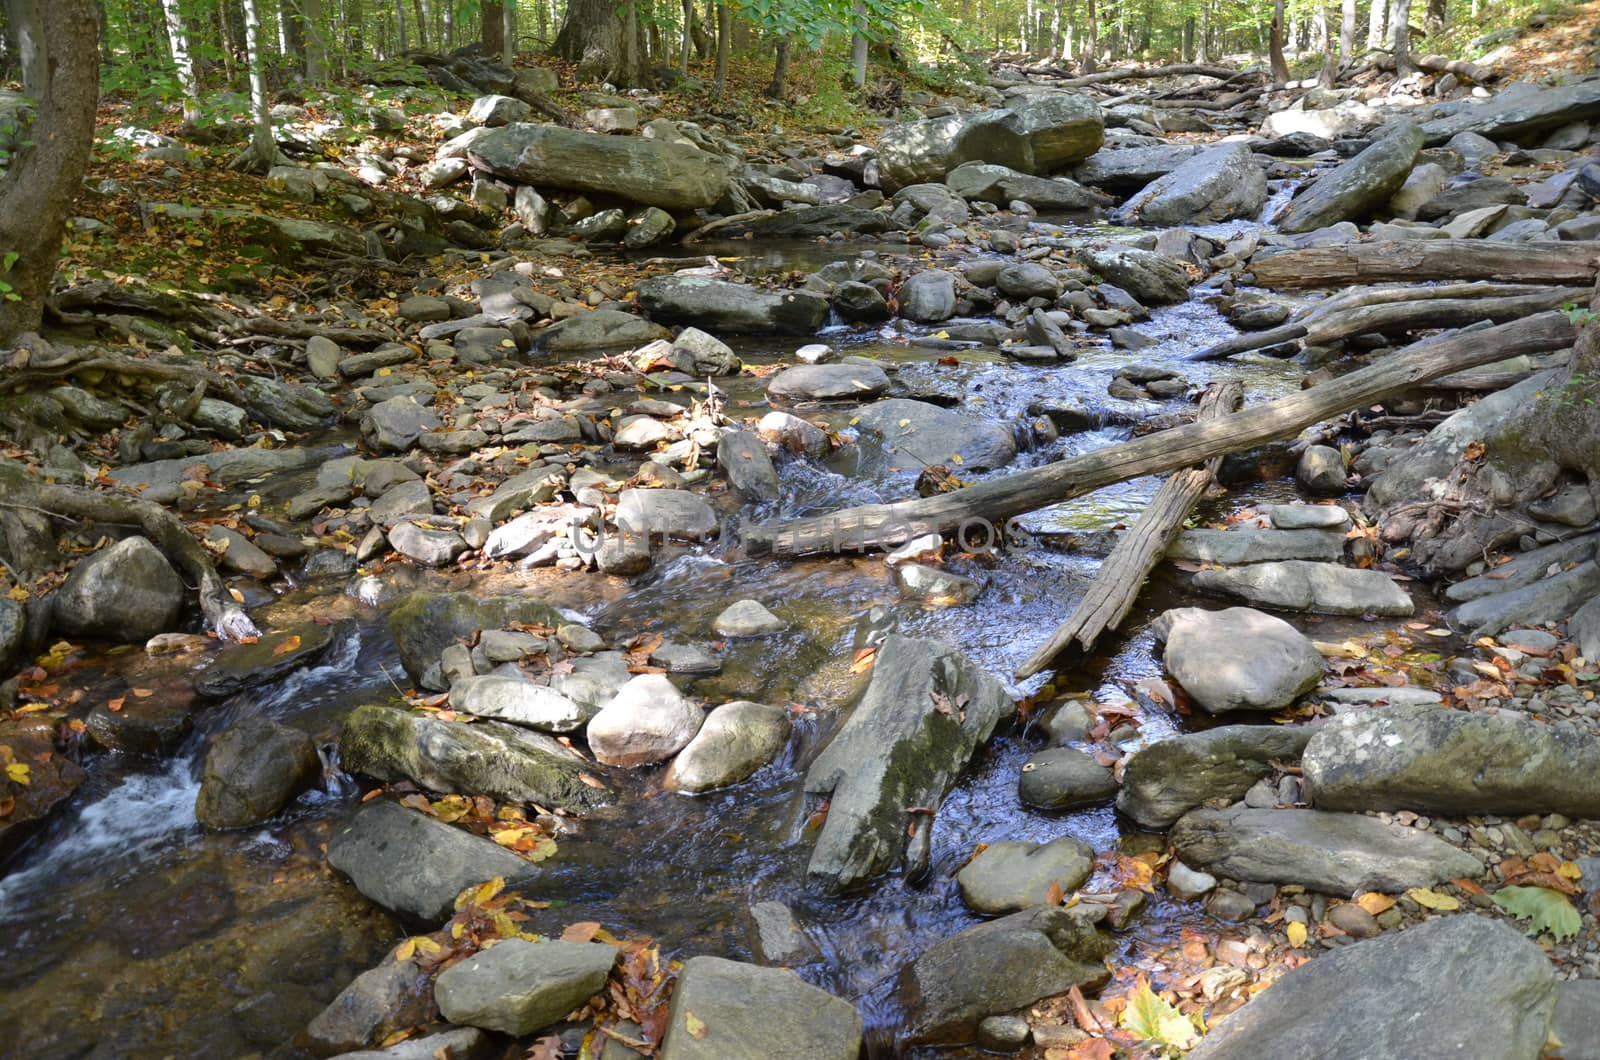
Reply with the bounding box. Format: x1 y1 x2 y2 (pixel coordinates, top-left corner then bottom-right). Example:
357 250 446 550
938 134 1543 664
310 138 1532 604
849 646 877 674
524 1036 563 1060
561 921 602 943
106 696 125 713
1045 879 1066 906
131 688 153 698
1065 1040 1117 1060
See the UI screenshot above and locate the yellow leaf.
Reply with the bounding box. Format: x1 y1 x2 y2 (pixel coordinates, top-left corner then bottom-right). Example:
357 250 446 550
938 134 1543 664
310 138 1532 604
685 1011 708 1040
949 453 964 465
1560 861 1583 880
1356 892 1396 915
5 762 29 786
6 585 28 601
395 937 417 961
1286 921 1307 947
1406 887 1460 911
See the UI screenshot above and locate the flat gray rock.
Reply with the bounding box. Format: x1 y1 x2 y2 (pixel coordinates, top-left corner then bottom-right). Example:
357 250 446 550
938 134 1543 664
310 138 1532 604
1117 724 1315 830
449 674 593 733
1168 528 1345 565
1160 606 1324 714
956 837 1095 915
1192 561 1413 616
766 363 890 401
658 955 863 1060
434 938 617 1036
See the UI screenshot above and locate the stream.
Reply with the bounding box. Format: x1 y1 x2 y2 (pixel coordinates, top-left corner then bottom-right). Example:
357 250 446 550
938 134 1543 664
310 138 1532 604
0 203 1348 1058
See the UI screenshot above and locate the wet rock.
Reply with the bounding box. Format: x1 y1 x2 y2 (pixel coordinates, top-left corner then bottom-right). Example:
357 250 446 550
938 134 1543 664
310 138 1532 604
1017 747 1117 810
995 262 1062 300
361 397 440 453
450 674 593 733
1192 561 1414 616
717 430 781 503
1278 124 1424 234
613 415 682 451
637 276 830 334
1166 860 1216 899
757 410 830 457
368 480 434 527
877 94 1104 191
1159 606 1324 714
195 716 320 829
1449 560 1600 637
302 955 438 1057
0 717 84 850
956 837 1095 914
1326 902 1381 938
625 206 677 249
52 536 184 642
1265 503 1350 530
1303 702 1600 817
326 799 535 920
330 1027 494 1060
668 326 740 375
1167 528 1345 564
1206 888 1257 921
648 640 720 674
945 161 1111 210
85 687 198 755
195 621 340 699
1550 981 1600 1060
667 700 791 792
854 398 1017 473
1170 806 1481 895
434 938 617 1036
898 270 958 323
977 1015 1031 1051
1297 444 1348 494
1227 299 1291 330
339 704 606 812
467 124 730 210
896 562 982 606
1117 724 1314 829
1078 246 1190 305
766 363 890 401
1185 915 1556 1060
541 309 671 352
832 280 892 322
1071 142 1205 191
804 634 1013 892
387 521 468 567
1121 142 1267 226
712 599 786 637
897 905 1111 1046
0 597 23 678
587 673 704 767
388 591 565 684
615 488 718 541
748 900 820 966
659 955 863 1060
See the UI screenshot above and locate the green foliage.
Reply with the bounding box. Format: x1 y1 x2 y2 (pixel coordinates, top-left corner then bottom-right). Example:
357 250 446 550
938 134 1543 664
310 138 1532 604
0 251 20 303
1491 885 1582 941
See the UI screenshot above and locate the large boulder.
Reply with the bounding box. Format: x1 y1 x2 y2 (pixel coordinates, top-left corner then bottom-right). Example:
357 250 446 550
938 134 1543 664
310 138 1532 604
897 906 1111 1046
852 398 1018 474
666 700 790 792
898 270 958 323
466 124 730 210
195 716 321 829
944 161 1113 210
325 799 535 920
1071 143 1205 192
52 536 184 642
1192 561 1413 616
659 956 864 1060
636 276 830 334
1277 124 1424 234
1159 607 1324 714
1303 702 1600 817
766 363 890 401
1120 142 1268 226
540 309 670 352
1077 246 1190 305
387 592 565 684
1116 724 1315 829
338 704 607 813
1186 915 1558 1060
803 635 1013 892
877 94 1104 191
1417 77 1600 146
586 673 704 767
433 938 617 1036
1170 806 1482 895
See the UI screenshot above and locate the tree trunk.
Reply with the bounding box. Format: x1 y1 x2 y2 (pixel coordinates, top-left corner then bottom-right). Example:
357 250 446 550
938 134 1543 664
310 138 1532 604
483 0 504 56
346 0 364 59
1339 0 1356 65
394 0 408 52
1251 241 1600 288
160 0 201 119
1181 14 1194 60
1081 0 1097 72
851 0 868 85
1389 0 1412 75
1368 0 1386 48
503 0 515 63
713 0 729 96
281 0 307 76
1425 0 1445 34
554 0 649 87
681 0 693 74
233 0 280 173
767 34 791 99
1316 2 1335 85
1197 0 1210 61
0 0 100 345
1269 0 1290 82
413 0 428 48
300 0 325 80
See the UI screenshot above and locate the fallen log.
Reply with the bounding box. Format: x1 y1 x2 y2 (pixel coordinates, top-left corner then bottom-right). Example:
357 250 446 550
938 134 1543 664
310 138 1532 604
1373 51 1494 83
1250 241 1600 289
1048 62 1250 88
1015 381 1242 679
1192 287 1583 361
744 311 1577 557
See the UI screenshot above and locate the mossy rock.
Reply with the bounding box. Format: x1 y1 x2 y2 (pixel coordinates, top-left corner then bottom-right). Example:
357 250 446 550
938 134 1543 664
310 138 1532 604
386 591 566 683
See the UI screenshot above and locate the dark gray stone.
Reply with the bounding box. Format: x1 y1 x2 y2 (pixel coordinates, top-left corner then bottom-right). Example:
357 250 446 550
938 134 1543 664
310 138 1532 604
196 716 320 829
658 956 863 1060
433 938 617 1036
1117 724 1314 829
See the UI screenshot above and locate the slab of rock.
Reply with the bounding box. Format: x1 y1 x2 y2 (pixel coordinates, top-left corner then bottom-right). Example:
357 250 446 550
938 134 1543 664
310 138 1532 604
1159 606 1324 714
853 398 1017 474
387 522 468 567
1192 561 1413 616
1449 560 1600 637
877 94 1105 191
804 635 1012 892
0 718 84 850
1170 806 1482 895
328 1027 493 1060
897 906 1111 1046
717 430 781 503
615 488 718 542
52 536 184 642
1078 246 1190 305
361 397 440 453
587 673 704 767
945 161 1112 210
195 716 320 829
666 700 791 792
339 704 607 813
434 938 617 1036
637 276 829 334
767 363 890 401
1278 124 1424 234
1017 747 1117 810
541 309 671 352
325 799 535 920
1186 914 1557 1060
1117 724 1315 829
1419 78 1600 146
658 956 863 1060
956 837 1095 915
194 621 340 699
1121 142 1267 226
1303 702 1600 817
467 124 730 210
388 591 565 684
1265 504 1350 530
302 955 438 1056
669 326 741 375
748 900 820 966
1168 528 1345 565
449 674 593 733
1071 142 1205 191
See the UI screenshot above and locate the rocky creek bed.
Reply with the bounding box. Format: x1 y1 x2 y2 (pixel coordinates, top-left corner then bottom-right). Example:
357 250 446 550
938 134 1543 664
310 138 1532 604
9 56 1600 1060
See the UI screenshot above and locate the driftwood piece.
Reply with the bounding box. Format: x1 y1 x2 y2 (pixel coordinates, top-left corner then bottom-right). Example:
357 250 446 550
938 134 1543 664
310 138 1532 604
1250 241 1600 289
1049 62 1251 88
1192 287 1584 361
1374 51 1494 83
744 312 1577 557
1015 381 1243 679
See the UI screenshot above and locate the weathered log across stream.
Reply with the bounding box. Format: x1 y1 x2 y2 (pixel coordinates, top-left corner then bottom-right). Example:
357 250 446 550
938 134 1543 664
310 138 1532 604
1249 240 1600 289
744 311 1578 558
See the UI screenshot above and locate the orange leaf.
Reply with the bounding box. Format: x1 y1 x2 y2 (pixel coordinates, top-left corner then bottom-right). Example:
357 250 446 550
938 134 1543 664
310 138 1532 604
131 688 153 698
561 921 602 943
106 697 125 713
1045 879 1065 905
272 634 302 656
849 646 877 674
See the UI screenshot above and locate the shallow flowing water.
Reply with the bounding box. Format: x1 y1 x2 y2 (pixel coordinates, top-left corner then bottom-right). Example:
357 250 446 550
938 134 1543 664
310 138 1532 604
0 221 1326 1058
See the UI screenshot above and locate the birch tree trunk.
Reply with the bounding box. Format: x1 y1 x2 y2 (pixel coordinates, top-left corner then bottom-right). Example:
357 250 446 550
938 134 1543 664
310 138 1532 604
160 0 201 120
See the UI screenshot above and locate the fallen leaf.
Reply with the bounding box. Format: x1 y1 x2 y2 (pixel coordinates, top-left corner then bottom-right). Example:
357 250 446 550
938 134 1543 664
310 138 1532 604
1492 885 1581 941
1406 887 1460 911
1356 892 1396 915
684 1010 708 1039
1286 921 1307 947
272 634 302 656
